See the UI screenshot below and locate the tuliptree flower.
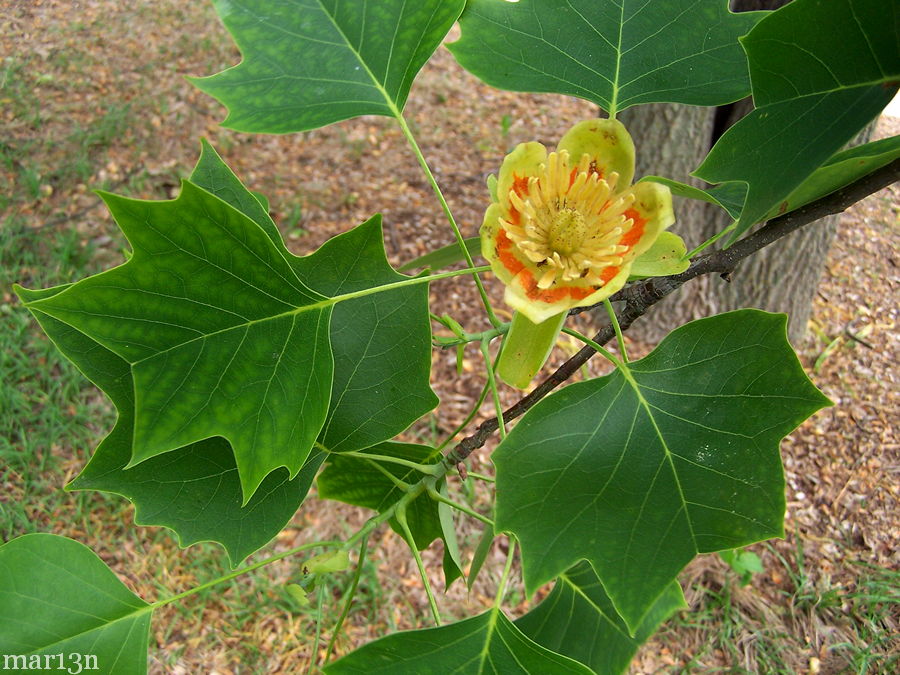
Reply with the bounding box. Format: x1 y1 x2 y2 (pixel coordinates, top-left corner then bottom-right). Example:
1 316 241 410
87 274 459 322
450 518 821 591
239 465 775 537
482 119 675 388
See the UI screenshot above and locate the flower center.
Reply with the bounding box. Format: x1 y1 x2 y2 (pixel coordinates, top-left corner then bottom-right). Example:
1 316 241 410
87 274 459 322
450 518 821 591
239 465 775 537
548 208 587 256
501 150 637 290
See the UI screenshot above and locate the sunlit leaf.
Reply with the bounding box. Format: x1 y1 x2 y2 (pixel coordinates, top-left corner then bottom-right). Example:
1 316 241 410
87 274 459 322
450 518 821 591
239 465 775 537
325 609 593 674
18 145 437 517
494 310 831 631
516 562 685 675
191 141 438 454
17 181 334 503
0 534 150 674
450 0 765 116
193 0 465 133
695 0 898 239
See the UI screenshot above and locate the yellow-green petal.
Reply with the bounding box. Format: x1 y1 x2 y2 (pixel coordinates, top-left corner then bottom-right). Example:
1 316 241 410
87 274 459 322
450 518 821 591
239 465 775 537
496 141 547 213
557 119 635 189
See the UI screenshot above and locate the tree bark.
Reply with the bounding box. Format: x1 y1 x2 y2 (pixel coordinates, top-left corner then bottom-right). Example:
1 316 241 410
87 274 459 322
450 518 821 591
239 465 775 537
617 103 720 341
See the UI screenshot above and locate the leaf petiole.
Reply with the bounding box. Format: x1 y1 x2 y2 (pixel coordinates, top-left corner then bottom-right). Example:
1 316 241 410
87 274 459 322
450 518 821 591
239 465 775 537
396 507 442 626
603 298 629 362
337 450 443 477
481 339 507 439
426 484 494 527
685 221 737 258
323 535 369 664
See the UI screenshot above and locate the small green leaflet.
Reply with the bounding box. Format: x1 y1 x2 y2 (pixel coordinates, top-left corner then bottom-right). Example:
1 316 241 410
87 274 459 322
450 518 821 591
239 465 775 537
193 0 465 133
0 534 151 674
318 442 464 586
324 609 593 674
696 0 899 239
450 0 765 116
516 563 685 675
493 310 830 632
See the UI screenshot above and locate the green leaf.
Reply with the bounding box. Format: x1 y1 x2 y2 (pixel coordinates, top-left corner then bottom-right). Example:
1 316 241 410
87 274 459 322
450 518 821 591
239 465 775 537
641 176 746 221
317 442 443 550
397 236 481 273
304 550 351 574
193 0 465 133
294 217 438 453
450 0 765 116
767 135 900 219
628 231 690 279
493 310 831 631
695 0 899 239
17 180 334 503
719 548 764 586
191 139 284 247
18 283 324 565
467 526 495 592
190 140 438 453
438 483 465 589
324 609 593 674
516 562 685 675
0 534 151 673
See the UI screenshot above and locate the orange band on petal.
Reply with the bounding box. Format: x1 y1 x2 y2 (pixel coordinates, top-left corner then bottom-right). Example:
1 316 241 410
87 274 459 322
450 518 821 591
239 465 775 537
600 266 619 283
566 285 596 301
512 174 529 198
496 229 525 276
620 209 647 249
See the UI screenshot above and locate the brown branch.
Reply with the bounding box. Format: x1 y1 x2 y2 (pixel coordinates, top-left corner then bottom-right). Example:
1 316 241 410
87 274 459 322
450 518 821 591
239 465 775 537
447 158 900 464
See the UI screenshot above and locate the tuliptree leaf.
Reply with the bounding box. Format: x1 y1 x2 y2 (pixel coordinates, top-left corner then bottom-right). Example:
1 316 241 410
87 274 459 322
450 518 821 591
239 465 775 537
18 144 439 511
695 0 899 239
193 0 465 133
17 180 334 503
317 442 442 551
641 176 746 221
450 0 765 116
191 141 438 453
766 135 900 219
493 310 831 632
516 562 685 675
293 218 438 453
325 609 593 674
18 282 322 565
0 534 151 674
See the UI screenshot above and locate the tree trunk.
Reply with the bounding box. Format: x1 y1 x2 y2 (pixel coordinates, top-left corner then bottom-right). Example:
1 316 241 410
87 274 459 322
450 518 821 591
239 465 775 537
614 0 870 345
617 103 721 342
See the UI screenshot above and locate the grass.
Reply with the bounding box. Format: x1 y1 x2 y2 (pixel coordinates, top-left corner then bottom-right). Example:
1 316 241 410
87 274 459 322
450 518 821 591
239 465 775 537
650 540 900 674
